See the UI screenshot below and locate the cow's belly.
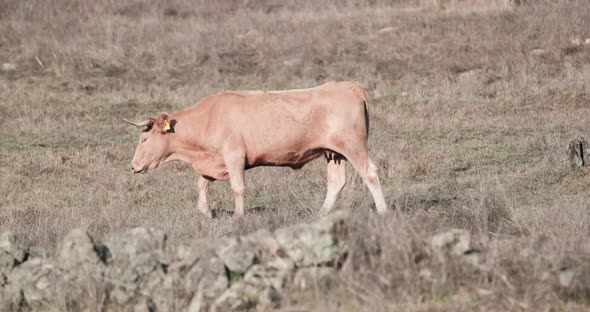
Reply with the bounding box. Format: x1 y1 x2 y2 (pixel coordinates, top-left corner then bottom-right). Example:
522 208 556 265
191 155 230 181
247 148 325 170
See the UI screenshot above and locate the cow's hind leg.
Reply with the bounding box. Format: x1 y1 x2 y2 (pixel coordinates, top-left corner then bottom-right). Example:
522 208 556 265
197 175 214 218
319 152 347 215
339 148 387 214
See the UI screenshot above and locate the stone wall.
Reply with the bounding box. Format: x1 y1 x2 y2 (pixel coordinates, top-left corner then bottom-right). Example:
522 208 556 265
0 214 347 311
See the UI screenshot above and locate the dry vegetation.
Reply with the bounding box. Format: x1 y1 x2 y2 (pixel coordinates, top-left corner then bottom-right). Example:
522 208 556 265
1 0 590 310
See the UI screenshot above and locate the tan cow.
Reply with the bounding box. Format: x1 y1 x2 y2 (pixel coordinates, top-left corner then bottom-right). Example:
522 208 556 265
125 81 387 217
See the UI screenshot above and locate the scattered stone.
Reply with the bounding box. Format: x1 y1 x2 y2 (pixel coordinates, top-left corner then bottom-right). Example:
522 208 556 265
418 268 432 279
377 26 395 34
431 229 480 266
530 48 546 56
283 58 302 67
456 68 500 87
568 138 589 168
559 270 575 287
1 63 16 72
431 229 472 256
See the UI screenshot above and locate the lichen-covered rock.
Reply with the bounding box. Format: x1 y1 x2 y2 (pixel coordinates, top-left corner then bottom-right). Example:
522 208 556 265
167 240 228 311
275 212 347 267
216 237 258 274
104 227 170 308
56 228 107 311
0 231 26 309
0 231 27 276
3 228 109 312
58 228 103 266
244 257 294 291
210 281 280 312
246 229 281 261
106 227 167 260
2 258 60 311
292 267 336 291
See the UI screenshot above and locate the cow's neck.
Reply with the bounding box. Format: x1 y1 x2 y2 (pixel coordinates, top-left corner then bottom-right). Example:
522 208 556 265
163 111 209 165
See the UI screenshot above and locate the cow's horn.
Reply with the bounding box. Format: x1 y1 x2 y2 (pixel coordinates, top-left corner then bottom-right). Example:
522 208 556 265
123 118 153 128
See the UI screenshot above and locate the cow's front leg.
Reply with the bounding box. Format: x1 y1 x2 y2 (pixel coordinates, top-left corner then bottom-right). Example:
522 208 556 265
197 175 214 218
225 155 246 217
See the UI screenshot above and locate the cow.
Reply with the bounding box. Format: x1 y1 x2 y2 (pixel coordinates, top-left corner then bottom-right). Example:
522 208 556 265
125 81 387 217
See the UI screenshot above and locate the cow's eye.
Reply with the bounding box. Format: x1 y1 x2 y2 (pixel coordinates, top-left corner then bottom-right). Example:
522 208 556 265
141 137 148 144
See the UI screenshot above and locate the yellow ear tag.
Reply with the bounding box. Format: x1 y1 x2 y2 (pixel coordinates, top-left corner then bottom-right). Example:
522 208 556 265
163 120 171 132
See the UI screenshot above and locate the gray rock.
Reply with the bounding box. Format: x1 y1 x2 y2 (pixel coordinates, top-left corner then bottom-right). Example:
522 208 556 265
3 258 60 311
210 282 256 311
215 254 294 310
2 228 108 312
431 229 472 256
106 227 167 260
559 270 575 287
0 231 27 283
292 267 335 290
216 237 258 274
210 281 279 312
244 257 294 291
431 229 479 265
246 229 281 261
0 231 26 263
275 212 347 267
167 240 228 311
104 227 170 308
58 228 102 266
568 138 589 168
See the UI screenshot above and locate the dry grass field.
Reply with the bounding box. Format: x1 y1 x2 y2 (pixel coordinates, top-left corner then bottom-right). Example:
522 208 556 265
1 0 590 310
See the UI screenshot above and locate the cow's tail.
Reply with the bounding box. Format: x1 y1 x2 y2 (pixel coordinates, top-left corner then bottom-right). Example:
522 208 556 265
344 81 370 139
355 82 369 138
364 98 370 138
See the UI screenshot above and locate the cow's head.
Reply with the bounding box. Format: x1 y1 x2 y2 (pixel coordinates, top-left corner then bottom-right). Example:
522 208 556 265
124 113 172 174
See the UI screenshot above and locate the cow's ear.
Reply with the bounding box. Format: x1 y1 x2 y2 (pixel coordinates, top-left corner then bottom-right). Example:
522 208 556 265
155 113 171 133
